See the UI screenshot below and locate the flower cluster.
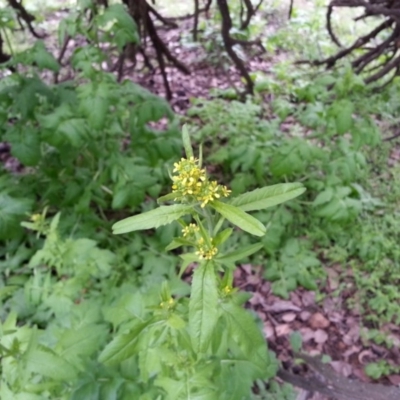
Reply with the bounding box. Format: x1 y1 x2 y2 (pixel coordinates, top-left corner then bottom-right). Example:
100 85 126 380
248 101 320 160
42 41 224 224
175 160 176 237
172 157 231 208
182 223 199 238
196 237 218 260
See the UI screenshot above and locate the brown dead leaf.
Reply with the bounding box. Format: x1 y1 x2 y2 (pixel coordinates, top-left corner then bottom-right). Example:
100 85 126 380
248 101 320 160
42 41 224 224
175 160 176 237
358 349 375 365
289 291 303 308
300 327 316 342
309 312 330 329
301 291 315 307
330 360 352 377
281 312 297 323
299 311 311 321
388 375 400 385
263 321 275 340
264 300 301 313
313 329 328 344
327 267 340 291
276 324 292 337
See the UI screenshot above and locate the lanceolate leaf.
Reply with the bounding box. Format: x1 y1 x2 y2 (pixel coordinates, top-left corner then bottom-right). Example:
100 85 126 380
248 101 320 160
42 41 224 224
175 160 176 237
221 301 275 375
165 237 193 251
217 243 263 266
157 192 177 204
182 124 194 159
230 183 306 212
189 262 219 353
211 201 266 237
213 228 233 247
98 318 159 365
112 204 192 234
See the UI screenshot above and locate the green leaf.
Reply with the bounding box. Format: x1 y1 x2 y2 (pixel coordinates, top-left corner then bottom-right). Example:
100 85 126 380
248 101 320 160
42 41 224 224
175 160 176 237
33 41 60 72
57 324 108 362
221 301 275 375
57 118 88 147
112 204 192 234
213 228 233 246
211 201 266 237
217 243 263 265
230 183 306 211
167 314 186 330
25 348 78 381
178 253 199 277
98 318 158 365
165 237 193 251
0 193 32 239
189 262 219 353
112 186 132 210
157 192 177 204
313 188 334 207
289 331 302 352
182 124 194 159
81 96 109 130
335 100 354 135
9 128 41 166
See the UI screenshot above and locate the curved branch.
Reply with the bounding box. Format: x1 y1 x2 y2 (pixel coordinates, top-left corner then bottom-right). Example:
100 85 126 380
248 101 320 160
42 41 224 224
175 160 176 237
7 0 44 39
326 4 342 47
216 0 254 94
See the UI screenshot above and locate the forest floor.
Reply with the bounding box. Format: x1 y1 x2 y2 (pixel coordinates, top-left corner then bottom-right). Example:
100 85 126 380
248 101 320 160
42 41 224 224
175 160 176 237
3 2 400 399
119 11 400 400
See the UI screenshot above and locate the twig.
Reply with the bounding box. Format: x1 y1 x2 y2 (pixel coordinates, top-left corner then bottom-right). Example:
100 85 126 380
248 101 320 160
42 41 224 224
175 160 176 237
326 3 342 47
216 0 254 94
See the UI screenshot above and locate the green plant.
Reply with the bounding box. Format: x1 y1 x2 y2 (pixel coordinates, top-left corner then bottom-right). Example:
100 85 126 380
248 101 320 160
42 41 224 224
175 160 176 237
0 3 180 244
97 127 306 398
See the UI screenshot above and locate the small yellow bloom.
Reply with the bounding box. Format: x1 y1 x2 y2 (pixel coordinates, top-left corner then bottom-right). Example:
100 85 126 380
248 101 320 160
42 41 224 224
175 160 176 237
224 285 232 293
30 214 42 222
182 223 199 238
171 157 231 208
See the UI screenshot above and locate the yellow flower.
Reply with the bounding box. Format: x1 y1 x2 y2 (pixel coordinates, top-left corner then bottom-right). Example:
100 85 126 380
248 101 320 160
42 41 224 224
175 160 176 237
195 237 218 260
222 285 232 295
171 157 231 208
182 223 199 238
30 214 42 222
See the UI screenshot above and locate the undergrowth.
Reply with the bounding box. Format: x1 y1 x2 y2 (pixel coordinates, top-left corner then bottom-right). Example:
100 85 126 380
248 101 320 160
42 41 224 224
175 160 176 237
1 0 400 396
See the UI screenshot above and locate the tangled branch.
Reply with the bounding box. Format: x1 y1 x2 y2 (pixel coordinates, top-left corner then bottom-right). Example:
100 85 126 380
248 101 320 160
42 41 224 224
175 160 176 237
313 0 400 85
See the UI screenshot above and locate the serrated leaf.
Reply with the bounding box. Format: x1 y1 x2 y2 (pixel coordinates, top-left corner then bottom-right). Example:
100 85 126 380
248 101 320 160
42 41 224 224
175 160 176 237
217 243 263 265
112 204 192 234
85 96 108 130
25 348 78 381
57 324 107 362
58 118 87 147
230 183 306 211
189 262 219 353
211 201 266 237
33 41 60 72
98 318 158 365
221 301 273 374
9 128 41 166
335 100 353 135
0 194 32 239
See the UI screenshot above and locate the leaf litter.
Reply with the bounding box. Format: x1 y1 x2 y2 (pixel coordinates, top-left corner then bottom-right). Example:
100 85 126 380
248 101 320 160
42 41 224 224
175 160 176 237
233 263 400 399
